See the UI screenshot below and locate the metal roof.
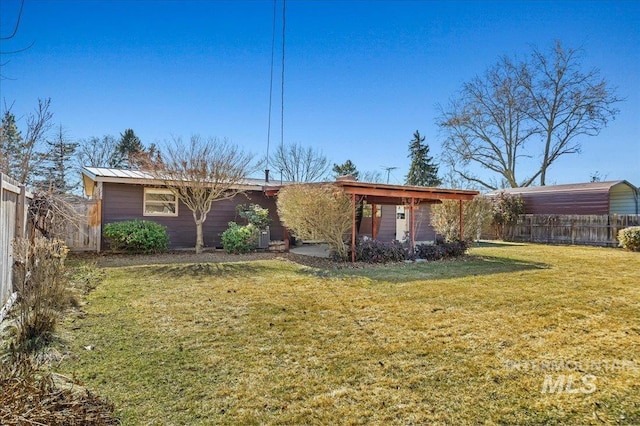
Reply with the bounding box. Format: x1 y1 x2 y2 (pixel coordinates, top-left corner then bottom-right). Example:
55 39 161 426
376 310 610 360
487 180 637 195
82 166 285 188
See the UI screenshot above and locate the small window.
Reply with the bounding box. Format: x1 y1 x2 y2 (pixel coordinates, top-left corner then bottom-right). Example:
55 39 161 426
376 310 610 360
362 203 382 218
144 188 178 217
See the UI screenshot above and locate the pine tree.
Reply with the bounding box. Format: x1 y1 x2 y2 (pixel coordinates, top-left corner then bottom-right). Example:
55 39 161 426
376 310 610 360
38 125 79 193
406 130 441 187
114 128 143 168
332 159 360 180
0 111 24 176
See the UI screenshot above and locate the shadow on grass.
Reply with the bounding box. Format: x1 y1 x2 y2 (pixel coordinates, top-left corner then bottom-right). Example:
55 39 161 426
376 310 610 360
320 255 549 283
151 262 276 278
471 240 525 248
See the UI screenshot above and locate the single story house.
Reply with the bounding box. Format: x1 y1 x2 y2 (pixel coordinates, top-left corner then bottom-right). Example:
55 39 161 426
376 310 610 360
81 167 478 252
82 167 285 251
488 181 639 215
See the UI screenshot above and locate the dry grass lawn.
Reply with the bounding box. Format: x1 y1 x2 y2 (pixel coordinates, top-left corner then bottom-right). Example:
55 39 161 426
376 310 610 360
57 243 639 425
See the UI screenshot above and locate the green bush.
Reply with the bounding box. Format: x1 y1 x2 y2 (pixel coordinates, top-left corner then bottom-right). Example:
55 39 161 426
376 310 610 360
237 204 271 229
103 220 169 253
618 226 640 252
221 222 257 254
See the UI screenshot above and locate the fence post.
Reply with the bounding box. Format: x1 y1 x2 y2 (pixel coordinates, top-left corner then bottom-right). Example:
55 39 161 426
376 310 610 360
15 184 27 239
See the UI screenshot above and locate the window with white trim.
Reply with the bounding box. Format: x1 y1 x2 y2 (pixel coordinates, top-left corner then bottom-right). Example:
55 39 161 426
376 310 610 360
143 188 178 216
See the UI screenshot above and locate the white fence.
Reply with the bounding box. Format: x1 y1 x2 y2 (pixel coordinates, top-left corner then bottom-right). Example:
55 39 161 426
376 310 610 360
0 173 31 321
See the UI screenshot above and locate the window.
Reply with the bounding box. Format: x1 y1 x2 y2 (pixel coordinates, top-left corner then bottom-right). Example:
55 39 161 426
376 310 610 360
144 188 178 217
362 203 382 218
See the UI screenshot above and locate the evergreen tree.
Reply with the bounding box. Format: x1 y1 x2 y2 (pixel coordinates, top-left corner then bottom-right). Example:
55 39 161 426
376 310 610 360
0 110 24 176
115 128 143 168
332 159 360 180
0 99 53 184
406 130 441 187
38 125 79 193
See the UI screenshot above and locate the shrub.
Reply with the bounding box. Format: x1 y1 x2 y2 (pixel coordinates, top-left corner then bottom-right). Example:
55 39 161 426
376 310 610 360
354 238 407 263
618 226 640 252
277 184 352 260
414 240 468 261
11 238 71 352
431 197 493 242
221 222 257 254
237 204 271 229
491 192 525 240
103 220 169 253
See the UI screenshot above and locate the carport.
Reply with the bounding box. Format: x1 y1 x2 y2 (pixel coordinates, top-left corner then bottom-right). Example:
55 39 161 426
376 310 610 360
336 179 478 262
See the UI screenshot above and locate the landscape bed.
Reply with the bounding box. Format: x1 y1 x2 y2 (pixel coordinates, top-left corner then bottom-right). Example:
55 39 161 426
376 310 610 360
57 243 639 425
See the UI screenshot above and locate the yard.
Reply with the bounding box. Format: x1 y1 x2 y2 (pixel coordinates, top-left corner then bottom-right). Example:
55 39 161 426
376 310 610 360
57 243 639 425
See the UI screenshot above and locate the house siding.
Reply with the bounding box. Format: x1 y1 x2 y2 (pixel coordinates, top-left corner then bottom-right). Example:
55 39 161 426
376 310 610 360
377 205 397 241
610 183 639 214
414 204 436 242
101 182 283 250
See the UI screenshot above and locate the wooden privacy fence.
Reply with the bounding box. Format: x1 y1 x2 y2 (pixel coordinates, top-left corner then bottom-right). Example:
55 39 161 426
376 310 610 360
64 199 100 252
0 173 31 321
507 214 640 247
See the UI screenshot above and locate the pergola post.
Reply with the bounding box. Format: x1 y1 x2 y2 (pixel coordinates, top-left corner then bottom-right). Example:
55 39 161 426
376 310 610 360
351 193 356 262
371 203 378 239
410 197 416 250
459 199 464 241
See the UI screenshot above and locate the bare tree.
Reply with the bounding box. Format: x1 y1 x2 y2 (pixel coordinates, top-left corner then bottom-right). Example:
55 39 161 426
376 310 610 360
0 98 54 184
1 0 34 80
77 135 120 169
521 42 622 185
269 142 330 182
439 42 621 189
439 57 537 189
145 135 255 254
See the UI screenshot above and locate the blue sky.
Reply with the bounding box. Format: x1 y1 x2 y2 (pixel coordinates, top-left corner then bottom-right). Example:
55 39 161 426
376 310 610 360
1 0 638 187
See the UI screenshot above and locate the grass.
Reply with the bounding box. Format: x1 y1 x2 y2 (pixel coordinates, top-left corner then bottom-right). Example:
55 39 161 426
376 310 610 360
57 243 639 425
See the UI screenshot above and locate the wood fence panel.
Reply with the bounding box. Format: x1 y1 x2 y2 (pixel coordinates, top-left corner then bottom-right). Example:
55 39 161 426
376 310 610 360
0 173 26 317
508 214 640 247
64 199 100 252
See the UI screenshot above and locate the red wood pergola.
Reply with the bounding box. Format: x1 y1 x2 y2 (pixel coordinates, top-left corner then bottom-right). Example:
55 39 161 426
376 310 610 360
334 180 478 262
264 178 478 262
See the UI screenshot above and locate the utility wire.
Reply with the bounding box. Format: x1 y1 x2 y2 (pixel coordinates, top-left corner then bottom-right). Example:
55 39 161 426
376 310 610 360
280 0 286 151
265 0 278 172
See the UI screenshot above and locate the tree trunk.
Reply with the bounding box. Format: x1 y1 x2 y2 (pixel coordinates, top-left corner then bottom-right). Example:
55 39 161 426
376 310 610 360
195 219 204 254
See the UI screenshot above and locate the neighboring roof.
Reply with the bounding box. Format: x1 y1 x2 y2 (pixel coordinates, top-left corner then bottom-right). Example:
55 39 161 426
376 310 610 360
485 180 639 215
487 180 637 195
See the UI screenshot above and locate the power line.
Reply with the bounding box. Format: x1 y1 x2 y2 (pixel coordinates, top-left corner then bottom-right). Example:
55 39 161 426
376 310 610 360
280 0 286 151
265 0 277 172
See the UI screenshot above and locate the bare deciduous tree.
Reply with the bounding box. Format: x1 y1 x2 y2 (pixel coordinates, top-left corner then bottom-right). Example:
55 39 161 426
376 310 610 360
77 135 120 169
521 42 622 186
145 136 254 254
0 98 54 184
439 42 621 189
269 142 330 182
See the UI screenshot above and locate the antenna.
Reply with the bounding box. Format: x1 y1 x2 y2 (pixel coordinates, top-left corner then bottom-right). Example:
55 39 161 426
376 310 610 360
382 166 398 184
